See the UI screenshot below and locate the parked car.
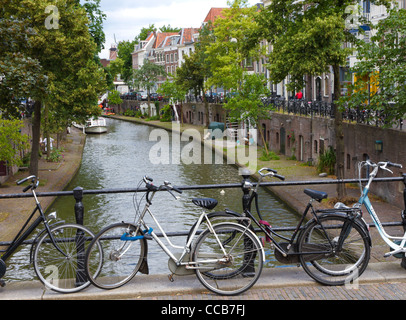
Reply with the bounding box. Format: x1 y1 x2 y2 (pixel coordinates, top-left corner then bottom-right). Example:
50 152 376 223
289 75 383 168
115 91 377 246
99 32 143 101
131 92 141 100
149 93 158 101
139 92 148 100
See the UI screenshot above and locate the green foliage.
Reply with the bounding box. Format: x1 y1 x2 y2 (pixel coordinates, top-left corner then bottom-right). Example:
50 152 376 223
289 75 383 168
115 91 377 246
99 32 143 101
117 40 137 83
160 105 172 122
0 117 29 166
47 147 64 163
108 90 123 105
317 146 336 175
132 61 165 96
259 149 280 161
344 6 406 127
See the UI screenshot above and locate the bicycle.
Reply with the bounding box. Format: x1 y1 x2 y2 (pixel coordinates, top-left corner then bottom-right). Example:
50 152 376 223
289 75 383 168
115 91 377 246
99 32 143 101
84 176 264 296
0 175 102 293
353 160 405 260
190 167 372 286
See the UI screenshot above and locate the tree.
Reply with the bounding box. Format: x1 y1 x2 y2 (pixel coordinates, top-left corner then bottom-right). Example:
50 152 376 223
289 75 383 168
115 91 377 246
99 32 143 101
80 0 107 53
176 53 205 101
0 117 29 167
158 79 188 123
205 0 271 148
0 17 47 117
159 24 181 33
346 6 406 127
136 24 156 42
117 40 137 83
1 0 107 176
249 0 389 199
132 61 165 115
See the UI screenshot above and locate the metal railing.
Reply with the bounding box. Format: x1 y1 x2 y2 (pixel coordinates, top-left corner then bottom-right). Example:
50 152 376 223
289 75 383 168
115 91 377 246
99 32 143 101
1 175 406 248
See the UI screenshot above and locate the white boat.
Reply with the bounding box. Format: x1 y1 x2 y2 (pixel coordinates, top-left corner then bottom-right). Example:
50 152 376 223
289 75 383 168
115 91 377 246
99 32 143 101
73 117 107 134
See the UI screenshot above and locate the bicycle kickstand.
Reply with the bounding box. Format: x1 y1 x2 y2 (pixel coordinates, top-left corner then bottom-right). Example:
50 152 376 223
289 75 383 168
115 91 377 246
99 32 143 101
168 273 175 282
0 279 5 287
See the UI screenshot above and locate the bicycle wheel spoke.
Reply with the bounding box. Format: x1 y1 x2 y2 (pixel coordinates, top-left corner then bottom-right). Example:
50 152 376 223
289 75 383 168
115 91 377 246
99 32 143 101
298 215 370 285
33 224 99 294
85 223 146 290
193 223 263 295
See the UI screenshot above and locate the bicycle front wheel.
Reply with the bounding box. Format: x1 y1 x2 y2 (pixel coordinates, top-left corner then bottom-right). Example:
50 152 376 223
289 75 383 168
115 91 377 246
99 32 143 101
85 222 147 290
33 223 101 294
192 222 263 296
298 214 370 286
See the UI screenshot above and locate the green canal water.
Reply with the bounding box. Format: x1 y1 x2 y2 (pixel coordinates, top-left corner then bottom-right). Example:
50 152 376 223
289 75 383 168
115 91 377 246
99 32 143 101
6 118 300 281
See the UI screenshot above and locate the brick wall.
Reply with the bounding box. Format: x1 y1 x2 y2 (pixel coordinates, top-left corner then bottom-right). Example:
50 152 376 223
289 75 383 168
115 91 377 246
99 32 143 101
260 113 406 208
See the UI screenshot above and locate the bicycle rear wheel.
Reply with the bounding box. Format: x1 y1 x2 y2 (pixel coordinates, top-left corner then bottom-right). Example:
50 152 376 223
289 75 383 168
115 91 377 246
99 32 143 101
192 222 263 296
297 214 370 286
33 223 101 294
85 222 147 290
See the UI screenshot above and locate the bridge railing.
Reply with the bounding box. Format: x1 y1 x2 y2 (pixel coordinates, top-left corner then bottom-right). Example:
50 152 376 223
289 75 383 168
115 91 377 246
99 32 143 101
1 175 406 247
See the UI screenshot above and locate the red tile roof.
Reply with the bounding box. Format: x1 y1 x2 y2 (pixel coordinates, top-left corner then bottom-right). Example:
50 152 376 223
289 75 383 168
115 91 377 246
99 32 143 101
203 8 227 23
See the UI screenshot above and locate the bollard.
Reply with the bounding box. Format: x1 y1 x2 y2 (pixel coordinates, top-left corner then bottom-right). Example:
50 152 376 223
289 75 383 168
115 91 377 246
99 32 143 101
73 187 86 286
240 169 252 213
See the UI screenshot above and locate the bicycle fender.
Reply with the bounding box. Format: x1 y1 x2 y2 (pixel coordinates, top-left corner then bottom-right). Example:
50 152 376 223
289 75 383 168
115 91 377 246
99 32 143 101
316 212 372 247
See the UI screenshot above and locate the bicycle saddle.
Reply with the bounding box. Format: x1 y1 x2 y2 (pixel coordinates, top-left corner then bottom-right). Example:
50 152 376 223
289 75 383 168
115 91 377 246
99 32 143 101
192 198 218 210
304 189 328 202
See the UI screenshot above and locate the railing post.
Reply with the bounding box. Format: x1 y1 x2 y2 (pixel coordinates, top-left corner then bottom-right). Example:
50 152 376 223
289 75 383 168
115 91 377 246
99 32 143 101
73 186 86 285
401 174 406 269
240 169 252 213
73 187 84 225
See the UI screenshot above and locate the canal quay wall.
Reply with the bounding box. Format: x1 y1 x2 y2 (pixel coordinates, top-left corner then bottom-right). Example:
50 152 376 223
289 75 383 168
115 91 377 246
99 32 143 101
106 114 406 264
114 100 406 209
1 115 405 264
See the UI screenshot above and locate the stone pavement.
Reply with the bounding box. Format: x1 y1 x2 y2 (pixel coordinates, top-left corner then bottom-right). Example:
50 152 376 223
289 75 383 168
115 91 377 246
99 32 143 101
1 262 406 302
0 127 86 246
1 118 406 302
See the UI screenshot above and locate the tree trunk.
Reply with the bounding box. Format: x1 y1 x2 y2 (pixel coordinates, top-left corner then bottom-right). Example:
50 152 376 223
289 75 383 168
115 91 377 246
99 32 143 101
29 101 41 177
333 64 346 200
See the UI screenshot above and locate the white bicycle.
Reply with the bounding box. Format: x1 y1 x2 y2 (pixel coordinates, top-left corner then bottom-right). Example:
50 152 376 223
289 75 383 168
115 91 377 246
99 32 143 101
84 176 264 296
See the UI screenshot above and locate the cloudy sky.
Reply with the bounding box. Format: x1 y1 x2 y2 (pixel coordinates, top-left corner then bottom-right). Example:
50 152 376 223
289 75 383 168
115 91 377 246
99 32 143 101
98 0 261 59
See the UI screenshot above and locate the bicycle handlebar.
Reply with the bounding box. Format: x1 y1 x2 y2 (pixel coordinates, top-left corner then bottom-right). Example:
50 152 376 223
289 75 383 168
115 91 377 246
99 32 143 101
16 175 38 193
143 176 182 195
258 167 285 181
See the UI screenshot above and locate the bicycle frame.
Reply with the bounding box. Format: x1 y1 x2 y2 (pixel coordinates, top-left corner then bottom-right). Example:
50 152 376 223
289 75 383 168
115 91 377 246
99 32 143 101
357 163 406 256
239 168 359 260
1 183 67 266
243 187 329 258
130 188 257 270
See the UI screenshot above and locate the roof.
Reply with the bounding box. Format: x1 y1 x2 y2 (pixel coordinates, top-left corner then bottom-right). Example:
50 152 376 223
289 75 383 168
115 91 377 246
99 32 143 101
154 32 179 48
179 27 200 45
203 8 227 23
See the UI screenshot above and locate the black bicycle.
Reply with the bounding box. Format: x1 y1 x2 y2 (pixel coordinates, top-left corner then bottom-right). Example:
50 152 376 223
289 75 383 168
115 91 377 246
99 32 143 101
190 168 371 286
0 175 102 293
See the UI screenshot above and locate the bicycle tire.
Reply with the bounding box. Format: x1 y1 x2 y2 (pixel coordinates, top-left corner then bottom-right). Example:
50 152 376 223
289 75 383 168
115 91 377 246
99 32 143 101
85 222 146 290
33 223 101 294
297 214 370 286
192 222 263 296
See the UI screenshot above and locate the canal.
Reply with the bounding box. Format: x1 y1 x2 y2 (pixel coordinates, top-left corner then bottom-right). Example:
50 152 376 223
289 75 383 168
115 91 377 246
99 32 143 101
7 118 300 281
